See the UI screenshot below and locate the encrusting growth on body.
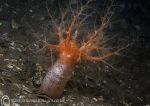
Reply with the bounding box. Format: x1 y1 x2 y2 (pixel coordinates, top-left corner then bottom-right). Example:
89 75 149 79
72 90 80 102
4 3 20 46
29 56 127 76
40 0 129 99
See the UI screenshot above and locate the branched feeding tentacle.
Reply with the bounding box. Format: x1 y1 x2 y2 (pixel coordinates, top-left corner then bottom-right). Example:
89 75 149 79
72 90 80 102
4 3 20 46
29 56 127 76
39 0 131 99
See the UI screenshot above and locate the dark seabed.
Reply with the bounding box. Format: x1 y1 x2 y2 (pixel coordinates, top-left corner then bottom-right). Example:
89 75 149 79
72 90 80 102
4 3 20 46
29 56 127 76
0 0 150 106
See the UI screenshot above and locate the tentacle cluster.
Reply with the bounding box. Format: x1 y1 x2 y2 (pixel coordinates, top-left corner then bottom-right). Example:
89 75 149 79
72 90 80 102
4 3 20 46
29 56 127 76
44 0 129 69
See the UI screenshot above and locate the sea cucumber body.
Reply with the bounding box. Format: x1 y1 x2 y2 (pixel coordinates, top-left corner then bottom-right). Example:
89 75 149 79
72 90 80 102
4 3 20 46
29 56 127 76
40 52 77 99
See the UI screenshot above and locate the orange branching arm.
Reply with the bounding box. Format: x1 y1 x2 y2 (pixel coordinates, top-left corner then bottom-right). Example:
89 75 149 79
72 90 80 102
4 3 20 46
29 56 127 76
40 0 129 99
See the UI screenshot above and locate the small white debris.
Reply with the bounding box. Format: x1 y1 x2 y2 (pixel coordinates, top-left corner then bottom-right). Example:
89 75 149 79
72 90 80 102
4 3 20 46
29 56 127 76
7 64 14 69
16 66 22 71
10 42 15 46
0 22 2 26
29 9 33 13
0 54 3 57
36 63 43 72
19 95 25 99
4 59 9 61
9 47 15 50
98 96 104 101
93 97 98 102
103 80 107 83
12 103 21 106
17 48 22 52
11 59 17 62
19 58 22 62
21 85 32 94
